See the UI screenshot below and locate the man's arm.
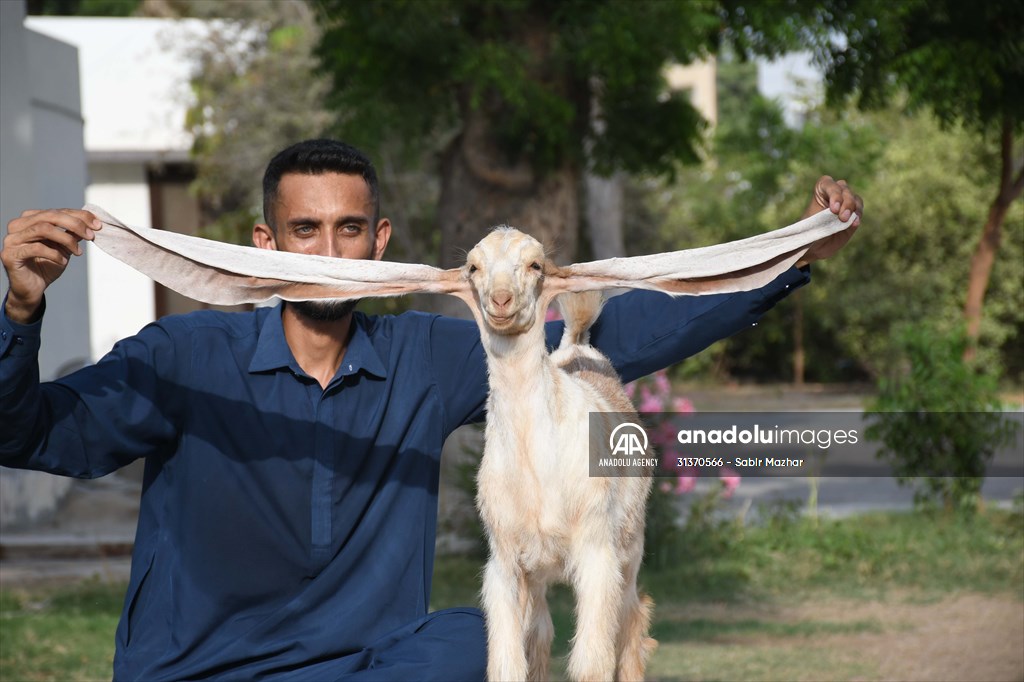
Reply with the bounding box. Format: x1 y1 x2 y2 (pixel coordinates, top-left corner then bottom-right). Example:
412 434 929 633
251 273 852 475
0 299 183 476
1 209 180 475
587 266 808 384
592 175 861 382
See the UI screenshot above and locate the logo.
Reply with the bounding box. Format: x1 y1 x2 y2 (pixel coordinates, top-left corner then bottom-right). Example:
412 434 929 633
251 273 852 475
609 422 649 457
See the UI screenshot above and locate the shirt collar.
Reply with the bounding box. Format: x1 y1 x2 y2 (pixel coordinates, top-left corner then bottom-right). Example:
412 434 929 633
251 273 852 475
248 304 387 380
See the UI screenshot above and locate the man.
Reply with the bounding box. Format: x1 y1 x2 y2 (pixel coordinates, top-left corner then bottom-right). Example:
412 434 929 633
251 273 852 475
0 139 862 680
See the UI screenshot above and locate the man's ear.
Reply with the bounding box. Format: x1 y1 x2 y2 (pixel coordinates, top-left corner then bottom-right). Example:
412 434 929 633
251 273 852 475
372 218 392 261
253 223 277 251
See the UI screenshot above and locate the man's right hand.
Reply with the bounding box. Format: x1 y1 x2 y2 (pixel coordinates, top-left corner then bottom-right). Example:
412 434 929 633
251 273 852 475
1 209 100 324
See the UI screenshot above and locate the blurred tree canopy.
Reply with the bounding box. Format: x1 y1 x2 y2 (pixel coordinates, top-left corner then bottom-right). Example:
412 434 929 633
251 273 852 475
812 0 1024 355
634 58 1023 385
314 0 834 266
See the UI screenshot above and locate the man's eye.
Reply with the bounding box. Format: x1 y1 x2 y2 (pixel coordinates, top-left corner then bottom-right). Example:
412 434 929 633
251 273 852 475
342 224 362 234
295 225 314 235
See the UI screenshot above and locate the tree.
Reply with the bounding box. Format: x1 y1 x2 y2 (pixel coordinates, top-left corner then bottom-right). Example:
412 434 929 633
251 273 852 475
814 0 1024 358
179 1 335 243
314 1 831 269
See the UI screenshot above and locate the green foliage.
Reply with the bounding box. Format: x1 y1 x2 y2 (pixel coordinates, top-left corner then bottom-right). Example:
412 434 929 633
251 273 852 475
815 0 1024 131
314 0 813 178
817 108 1024 380
183 2 335 244
633 63 1024 383
865 324 1019 514
27 0 139 15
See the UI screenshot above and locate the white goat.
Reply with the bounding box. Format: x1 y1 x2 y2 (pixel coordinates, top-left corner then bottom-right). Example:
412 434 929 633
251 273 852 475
85 204 856 682
462 228 655 681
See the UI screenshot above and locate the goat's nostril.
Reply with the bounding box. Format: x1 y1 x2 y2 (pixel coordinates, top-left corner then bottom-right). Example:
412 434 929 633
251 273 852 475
491 291 513 309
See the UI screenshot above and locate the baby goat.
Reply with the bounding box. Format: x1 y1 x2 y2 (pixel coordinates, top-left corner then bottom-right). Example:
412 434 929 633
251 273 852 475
462 228 654 682
86 203 857 682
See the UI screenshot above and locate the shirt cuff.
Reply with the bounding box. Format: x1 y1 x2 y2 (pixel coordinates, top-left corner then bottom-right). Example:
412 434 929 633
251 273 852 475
0 294 44 357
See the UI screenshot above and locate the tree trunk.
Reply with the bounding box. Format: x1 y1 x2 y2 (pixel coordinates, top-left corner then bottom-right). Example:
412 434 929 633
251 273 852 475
433 109 580 319
584 171 626 260
437 113 579 268
963 117 1024 361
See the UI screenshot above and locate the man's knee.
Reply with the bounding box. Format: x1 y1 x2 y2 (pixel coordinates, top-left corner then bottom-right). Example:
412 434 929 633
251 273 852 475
353 607 486 682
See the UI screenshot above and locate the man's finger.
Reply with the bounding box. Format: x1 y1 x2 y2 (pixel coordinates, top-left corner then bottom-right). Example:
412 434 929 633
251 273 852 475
25 223 85 256
15 209 99 240
15 242 70 268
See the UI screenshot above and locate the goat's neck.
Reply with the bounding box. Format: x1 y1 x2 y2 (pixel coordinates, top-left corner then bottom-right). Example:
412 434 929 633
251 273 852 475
481 322 551 400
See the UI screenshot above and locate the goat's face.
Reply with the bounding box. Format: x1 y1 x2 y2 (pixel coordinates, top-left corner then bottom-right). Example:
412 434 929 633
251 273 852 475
464 228 549 336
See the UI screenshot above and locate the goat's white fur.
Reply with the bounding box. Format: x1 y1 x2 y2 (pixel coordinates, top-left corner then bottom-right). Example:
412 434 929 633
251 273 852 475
465 228 654 681
84 204 857 681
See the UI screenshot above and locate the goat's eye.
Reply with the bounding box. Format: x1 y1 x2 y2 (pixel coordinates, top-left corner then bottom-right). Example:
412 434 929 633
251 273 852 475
530 262 542 272
468 264 478 274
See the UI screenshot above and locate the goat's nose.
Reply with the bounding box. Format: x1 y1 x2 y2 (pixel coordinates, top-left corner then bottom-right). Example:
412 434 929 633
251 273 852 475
490 290 513 310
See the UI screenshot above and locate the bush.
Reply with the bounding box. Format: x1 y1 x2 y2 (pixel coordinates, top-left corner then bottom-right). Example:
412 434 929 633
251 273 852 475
865 324 1017 514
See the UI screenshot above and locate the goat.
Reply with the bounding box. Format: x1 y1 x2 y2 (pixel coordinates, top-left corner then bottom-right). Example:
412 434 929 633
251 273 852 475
461 228 655 681
84 203 856 681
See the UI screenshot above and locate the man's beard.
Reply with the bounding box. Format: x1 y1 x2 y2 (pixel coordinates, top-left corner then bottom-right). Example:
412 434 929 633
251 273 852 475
290 299 359 322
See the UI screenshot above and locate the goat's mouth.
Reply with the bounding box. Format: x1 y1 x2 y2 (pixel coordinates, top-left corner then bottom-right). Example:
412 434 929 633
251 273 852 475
483 308 531 334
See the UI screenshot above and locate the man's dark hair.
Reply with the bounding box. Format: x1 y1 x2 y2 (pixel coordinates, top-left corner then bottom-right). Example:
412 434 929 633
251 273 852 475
262 139 380 231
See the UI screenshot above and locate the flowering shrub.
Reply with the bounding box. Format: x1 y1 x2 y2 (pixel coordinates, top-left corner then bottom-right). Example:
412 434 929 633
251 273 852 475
626 370 739 498
627 369 742 567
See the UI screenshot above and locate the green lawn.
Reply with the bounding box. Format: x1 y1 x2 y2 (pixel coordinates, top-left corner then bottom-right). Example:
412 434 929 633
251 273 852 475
2 508 1022 681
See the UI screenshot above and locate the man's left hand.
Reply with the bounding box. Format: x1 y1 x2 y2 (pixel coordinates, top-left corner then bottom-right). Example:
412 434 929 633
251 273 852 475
798 175 864 265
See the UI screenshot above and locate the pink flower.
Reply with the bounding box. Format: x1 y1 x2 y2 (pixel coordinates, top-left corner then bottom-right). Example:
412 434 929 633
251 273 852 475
638 386 663 413
624 382 636 399
671 397 695 414
719 466 740 498
674 474 697 494
653 371 671 396
651 422 677 449
659 481 673 493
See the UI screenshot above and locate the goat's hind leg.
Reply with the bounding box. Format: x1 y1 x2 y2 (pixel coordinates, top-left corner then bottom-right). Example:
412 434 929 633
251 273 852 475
615 553 657 682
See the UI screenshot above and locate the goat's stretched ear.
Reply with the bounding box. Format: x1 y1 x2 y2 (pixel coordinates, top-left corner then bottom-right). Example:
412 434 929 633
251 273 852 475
545 209 857 297
85 204 468 306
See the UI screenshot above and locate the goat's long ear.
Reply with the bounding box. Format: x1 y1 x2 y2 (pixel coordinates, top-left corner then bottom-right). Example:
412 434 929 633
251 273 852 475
545 210 857 297
85 204 467 306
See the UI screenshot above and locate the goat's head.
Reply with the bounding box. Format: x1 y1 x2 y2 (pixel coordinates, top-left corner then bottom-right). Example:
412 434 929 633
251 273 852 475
462 227 554 336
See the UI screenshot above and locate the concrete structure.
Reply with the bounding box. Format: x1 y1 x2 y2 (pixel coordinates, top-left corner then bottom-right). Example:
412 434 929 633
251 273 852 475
666 59 718 126
1 1 90 527
24 15 213 360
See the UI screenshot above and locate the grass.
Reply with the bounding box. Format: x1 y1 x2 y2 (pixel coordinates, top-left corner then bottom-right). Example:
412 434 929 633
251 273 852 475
2 508 1022 681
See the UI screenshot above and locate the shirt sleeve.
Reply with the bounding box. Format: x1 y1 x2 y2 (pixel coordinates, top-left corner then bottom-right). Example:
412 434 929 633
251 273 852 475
590 265 810 383
0 296 183 478
428 265 809 430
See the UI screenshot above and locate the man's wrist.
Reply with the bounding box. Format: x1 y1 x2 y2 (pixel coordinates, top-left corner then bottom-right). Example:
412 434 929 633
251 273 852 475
4 294 43 325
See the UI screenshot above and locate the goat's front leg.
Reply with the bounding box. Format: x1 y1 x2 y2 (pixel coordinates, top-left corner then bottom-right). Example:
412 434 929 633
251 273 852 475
482 553 529 681
525 579 554 682
567 544 624 682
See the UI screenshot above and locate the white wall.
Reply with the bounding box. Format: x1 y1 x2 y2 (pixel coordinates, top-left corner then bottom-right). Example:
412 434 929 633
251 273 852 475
85 163 155 359
0 1 89 528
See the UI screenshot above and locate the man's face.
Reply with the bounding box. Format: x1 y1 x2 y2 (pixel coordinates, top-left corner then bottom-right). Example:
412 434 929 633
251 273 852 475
253 172 391 320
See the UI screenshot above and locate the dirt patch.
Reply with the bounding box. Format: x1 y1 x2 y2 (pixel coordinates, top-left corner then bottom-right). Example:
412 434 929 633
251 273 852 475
657 592 1024 681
